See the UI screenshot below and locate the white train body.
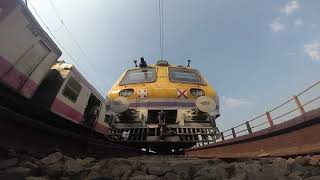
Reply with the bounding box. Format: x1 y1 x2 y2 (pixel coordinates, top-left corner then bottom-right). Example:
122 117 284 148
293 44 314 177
49 63 109 134
0 0 61 98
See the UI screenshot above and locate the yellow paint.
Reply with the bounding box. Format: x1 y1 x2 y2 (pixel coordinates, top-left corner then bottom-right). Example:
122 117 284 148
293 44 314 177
107 64 217 101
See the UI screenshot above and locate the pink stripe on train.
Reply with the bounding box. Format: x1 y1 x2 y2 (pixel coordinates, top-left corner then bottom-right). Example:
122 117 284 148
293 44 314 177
129 101 196 108
0 56 39 98
51 98 83 124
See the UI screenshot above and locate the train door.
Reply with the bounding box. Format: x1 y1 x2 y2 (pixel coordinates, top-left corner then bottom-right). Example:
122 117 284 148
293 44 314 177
83 93 101 128
1 40 50 91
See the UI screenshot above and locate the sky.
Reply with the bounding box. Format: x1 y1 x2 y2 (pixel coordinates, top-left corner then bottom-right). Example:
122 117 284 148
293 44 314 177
27 0 320 131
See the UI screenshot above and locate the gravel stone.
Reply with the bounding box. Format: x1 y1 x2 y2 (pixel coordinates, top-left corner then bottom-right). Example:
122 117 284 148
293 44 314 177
121 170 133 180
0 158 18 169
309 157 320 166
65 158 87 176
287 158 295 165
40 152 63 165
291 163 307 176
4 150 320 180
305 176 320 180
193 176 212 180
110 164 132 177
129 175 160 180
289 171 304 177
295 156 309 166
161 172 178 180
46 162 64 177
5 166 33 177
22 161 39 169
230 172 247 180
147 166 172 176
84 157 96 164
132 170 146 176
25 176 49 180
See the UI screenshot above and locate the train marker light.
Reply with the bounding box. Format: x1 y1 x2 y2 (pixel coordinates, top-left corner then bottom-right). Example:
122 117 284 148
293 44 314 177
156 60 169 66
119 89 134 97
190 89 205 97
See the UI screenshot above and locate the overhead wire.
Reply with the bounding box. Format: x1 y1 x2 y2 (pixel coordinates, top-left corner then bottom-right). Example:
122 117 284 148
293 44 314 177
159 0 164 60
27 1 105 94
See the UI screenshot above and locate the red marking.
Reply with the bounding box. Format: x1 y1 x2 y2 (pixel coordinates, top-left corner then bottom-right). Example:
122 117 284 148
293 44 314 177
177 89 187 99
51 98 83 124
0 56 39 98
95 123 109 134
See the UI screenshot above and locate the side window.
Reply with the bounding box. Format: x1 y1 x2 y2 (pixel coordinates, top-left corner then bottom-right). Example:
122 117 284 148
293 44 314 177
62 77 82 103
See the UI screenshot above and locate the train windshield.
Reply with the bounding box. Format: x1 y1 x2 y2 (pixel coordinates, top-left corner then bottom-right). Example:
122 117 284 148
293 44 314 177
120 68 156 85
169 67 203 84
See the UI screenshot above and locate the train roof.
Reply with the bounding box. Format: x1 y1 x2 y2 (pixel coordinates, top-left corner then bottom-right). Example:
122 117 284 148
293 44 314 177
52 62 106 102
16 0 62 56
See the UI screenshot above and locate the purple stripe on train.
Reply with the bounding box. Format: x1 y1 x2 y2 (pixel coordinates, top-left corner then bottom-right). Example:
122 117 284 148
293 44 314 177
129 102 196 108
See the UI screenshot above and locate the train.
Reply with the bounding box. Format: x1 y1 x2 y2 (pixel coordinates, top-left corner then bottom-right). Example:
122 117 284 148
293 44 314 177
0 0 220 153
106 58 220 151
0 0 110 135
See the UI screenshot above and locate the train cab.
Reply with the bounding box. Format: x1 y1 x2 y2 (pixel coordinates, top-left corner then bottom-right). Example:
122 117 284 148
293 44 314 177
106 59 219 148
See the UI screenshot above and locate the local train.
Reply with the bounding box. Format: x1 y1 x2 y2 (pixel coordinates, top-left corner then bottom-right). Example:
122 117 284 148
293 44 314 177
106 58 220 151
0 0 110 135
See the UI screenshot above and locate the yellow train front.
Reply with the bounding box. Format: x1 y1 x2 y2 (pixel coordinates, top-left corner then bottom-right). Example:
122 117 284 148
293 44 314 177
106 60 220 152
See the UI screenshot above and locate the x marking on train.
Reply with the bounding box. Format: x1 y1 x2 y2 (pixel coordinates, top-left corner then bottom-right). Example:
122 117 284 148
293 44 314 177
177 89 188 99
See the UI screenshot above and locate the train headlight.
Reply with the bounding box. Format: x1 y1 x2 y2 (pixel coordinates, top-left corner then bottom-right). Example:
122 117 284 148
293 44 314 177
190 89 205 97
119 89 134 97
196 96 216 113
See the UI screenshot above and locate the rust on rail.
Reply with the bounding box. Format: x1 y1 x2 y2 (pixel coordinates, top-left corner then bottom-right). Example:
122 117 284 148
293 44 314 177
185 107 320 158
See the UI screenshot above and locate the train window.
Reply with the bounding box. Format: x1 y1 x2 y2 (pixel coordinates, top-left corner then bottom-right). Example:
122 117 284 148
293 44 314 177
169 67 204 84
120 68 156 85
62 77 82 102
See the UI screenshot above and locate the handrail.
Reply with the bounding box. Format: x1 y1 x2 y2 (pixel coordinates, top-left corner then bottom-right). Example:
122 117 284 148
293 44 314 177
269 98 294 113
196 80 320 147
296 80 320 97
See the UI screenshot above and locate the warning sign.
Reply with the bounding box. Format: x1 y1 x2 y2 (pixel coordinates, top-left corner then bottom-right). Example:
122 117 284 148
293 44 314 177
177 89 187 99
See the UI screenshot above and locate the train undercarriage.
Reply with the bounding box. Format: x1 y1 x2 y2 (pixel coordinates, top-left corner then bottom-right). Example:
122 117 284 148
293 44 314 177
105 109 221 153
106 126 220 153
